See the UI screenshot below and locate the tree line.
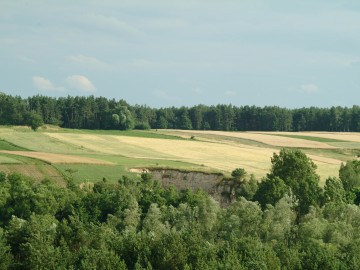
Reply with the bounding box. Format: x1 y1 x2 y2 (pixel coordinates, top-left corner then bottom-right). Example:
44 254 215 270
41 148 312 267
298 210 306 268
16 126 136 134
1 92 360 131
1 149 360 269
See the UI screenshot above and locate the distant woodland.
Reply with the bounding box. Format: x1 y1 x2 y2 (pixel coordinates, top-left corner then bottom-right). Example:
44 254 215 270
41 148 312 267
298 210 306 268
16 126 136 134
1 93 360 131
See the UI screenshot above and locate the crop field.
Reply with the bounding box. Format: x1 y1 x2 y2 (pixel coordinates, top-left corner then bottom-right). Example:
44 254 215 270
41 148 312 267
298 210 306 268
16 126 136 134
0 150 114 165
0 126 359 185
163 130 341 148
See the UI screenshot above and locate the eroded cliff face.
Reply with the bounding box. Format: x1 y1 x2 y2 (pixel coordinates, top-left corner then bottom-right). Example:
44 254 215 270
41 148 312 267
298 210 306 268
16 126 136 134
150 169 222 191
131 168 234 206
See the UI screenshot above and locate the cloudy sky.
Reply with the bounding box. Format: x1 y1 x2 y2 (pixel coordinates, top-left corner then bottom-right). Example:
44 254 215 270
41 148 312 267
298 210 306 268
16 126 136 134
1 1 360 108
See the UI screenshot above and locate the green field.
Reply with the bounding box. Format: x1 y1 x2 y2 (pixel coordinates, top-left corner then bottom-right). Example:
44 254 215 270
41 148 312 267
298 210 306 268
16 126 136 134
271 133 348 143
1 126 359 185
0 139 30 151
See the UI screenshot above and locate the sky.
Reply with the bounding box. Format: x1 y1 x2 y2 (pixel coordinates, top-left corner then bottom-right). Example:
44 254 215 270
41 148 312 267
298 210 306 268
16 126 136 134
1 0 360 108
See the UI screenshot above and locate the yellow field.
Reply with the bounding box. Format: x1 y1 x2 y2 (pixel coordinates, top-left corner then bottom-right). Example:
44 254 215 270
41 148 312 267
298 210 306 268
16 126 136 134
164 130 337 148
264 131 360 143
44 131 345 181
1 127 358 184
45 132 273 174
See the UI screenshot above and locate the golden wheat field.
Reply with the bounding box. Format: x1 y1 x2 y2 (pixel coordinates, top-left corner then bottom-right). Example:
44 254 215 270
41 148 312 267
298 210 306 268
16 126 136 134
1 127 359 183
44 131 348 181
44 132 273 175
164 130 338 148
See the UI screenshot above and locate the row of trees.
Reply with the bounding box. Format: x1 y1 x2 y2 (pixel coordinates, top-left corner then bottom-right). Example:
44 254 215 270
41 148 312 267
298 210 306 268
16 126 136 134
1 149 360 269
1 93 360 131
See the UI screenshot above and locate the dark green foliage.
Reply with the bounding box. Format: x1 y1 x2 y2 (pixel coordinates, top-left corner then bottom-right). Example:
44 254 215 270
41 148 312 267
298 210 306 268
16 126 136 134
2 93 360 132
178 108 193 130
219 198 262 239
267 149 322 215
24 111 44 131
340 160 360 190
75 247 127 270
254 176 289 209
236 174 258 201
135 122 151 130
341 239 360 269
223 168 254 202
323 177 346 204
300 241 343 270
338 160 360 205
231 168 247 179
0 228 13 269
1 154 360 269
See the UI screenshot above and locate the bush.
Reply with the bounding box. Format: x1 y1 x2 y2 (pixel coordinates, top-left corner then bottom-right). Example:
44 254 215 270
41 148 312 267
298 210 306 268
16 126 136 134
135 122 151 130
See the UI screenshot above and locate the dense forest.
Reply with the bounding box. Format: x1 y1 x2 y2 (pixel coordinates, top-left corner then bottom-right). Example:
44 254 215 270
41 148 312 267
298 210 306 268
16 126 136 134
1 149 360 269
1 92 360 131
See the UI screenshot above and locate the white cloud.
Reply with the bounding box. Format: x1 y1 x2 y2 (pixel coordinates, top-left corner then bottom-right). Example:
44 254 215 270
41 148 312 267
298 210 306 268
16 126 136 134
66 55 111 70
83 14 144 37
301 84 319 93
32 76 66 92
225 90 237 96
66 75 96 92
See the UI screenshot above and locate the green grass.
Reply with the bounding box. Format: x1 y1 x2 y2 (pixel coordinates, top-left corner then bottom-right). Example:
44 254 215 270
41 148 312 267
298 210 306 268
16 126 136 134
0 128 92 154
0 163 66 185
0 139 30 151
41 127 185 140
1 126 358 184
54 164 133 183
272 134 348 143
79 154 198 167
0 155 22 164
55 155 212 184
327 142 360 149
302 148 360 162
0 152 51 165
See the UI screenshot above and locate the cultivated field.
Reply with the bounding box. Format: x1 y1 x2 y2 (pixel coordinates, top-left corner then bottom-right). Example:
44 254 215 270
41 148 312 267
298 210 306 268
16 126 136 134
163 130 343 148
0 150 115 165
0 126 359 185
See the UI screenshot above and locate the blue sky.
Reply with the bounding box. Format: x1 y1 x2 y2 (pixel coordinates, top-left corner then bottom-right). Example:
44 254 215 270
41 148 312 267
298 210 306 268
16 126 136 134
1 0 359 108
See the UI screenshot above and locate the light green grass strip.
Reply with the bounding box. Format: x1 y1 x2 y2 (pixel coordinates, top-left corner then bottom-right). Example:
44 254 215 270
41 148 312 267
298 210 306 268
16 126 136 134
42 128 186 140
0 155 22 164
271 134 348 143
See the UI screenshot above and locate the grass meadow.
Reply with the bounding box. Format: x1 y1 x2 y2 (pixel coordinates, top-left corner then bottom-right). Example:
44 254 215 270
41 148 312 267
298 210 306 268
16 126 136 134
1 126 359 185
